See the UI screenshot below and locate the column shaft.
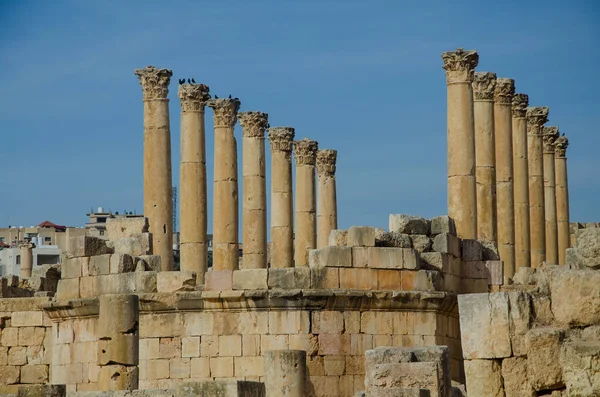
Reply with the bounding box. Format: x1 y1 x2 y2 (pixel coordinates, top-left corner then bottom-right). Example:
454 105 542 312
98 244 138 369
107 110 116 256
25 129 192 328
294 138 318 266
239 112 269 269
442 49 479 239
494 78 516 280
512 94 531 269
19 243 34 279
317 150 338 249
543 127 559 264
554 135 570 265
135 66 174 271
269 128 295 268
526 107 549 267
178 84 210 281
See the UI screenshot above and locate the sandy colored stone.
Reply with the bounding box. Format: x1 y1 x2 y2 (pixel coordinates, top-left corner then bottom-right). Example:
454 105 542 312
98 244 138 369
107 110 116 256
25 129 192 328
389 214 430 235
310 267 340 289
17 385 65 397
294 138 318 266
106 217 149 240
156 271 196 293
317 149 338 249
560 342 600 396
204 269 233 291
68 235 113 258
329 229 348 247
268 267 310 289
464 359 504 397
526 327 564 391
347 226 375 247
550 268 600 326
432 233 460 257
501 356 534 397
264 350 306 397
110 233 153 257
308 246 352 267
98 364 139 390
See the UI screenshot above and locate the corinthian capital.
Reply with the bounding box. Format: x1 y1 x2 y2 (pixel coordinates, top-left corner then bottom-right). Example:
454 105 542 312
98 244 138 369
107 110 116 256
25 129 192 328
542 126 559 153
472 72 497 100
526 107 549 132
134 66 173 100
554 135 569 158
441 48 479 84
268 127 295 152
316 149 337 177
294 138 318 166
512 93 529 117
207 98 241 128
494 78 515 105
239 111 269 138
178 83 210 112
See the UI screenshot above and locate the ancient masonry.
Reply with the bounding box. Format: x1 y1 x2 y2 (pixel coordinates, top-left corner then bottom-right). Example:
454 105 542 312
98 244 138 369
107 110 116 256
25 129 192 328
0 47 597 397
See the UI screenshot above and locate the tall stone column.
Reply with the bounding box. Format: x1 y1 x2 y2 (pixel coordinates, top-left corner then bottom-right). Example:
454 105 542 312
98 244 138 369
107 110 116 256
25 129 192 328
269 127 295 268
554 135 570 265
442 48 479 239
264 350 307 397
178 83 210 281
543 126 559 264
239 111 269 269
316 149 338 249
526 106 549 267
207 98 241 270
472 72 497 243
494 78 516 279
512 93 531 269
19 242 34 278
134 66 174 271
294 138 318 266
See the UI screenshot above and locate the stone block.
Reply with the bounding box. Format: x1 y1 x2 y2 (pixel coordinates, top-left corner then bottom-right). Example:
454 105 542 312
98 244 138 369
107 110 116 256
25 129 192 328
106 217 149 240
458 293 511 359
175 380 266 397
170 357 191 378
501 356 533 397
232 269 268 290
219 334 242 357
68 235 113 258
135 255 162 272
507 291 531 357
98 364 138 390
205 270 233 291
414 270 442 291
110 233 153 256
310 267 340 289
268 267 310 289
347 226 376 247
19 364 48 384
61 257 83 279
574 228 600 269
210 357 234 378
526 327 564 391
485 261 503 285
11 311 43 327
312 311 344 334
432 233 460 257
0 365 19 384
430 215 456 236
368 247 417 269
17 385 66 397
378 269 402 290
550 268 600 327
109 253 135 274
308 246 352 267
463 359 504 397
461 239 483 261
55 278 80 301
410 235 433 253
268 311 310 334
389 214 430 235
352 247 369 267
8 346 26 365
419 252 450 273
339 268 378 290
375 229 413 248
157 271 196 293
88 254 111 276
329 229 348 247
560 341 600 396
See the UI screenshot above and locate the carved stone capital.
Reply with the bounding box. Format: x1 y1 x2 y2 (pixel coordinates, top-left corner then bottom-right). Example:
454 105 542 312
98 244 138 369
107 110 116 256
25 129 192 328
554 135 569 158
494 78 515 105
19 242 35 250
542 126 559 153
316 149 337 177
238 111 269 138
268 127 295 153
134 66 173 100
472 72 496 100
178 83 210 112
512 93 529 117
441 48 479 84
207 98 241 128
526 107 549 133
294 138 318 166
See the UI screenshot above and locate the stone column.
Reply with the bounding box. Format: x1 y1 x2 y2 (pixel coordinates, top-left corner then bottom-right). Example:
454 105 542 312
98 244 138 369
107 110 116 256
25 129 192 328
494 78 516 279
239 111 269 269
294 138 318 266
442 48 479 239
178 83 210 282
97 294 139 390
268 127 295 268
543 126 559 264
316 149 338 249
472 72 497 243
264 350 307 397
554 135 570 265
134 66 174 271
526 106 549 267
19 242 34 278
512 93 531 269
207 98 241 270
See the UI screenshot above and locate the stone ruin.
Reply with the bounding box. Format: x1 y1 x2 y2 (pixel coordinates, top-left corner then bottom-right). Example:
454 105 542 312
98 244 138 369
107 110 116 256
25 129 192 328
0 47 598 397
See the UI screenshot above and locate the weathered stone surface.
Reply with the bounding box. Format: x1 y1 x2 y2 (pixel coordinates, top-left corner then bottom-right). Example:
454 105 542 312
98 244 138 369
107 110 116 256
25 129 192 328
368 389 429 396
110 233 153 257
374 229 413 248
233 269 268 290
464 359 504 397
432 233 460 257
458 293 511 359
106 217 149 240
157 271 196 293
19 364 49 384
135 255 162 272
328 230 348 247
414 270 442 291
461 239 483 261
526 327 565 391
68 236 113 258
98 365 138 390
550 268 600 327
389 214 430 235
264 350 306 397
347 226 376 247
560 341 600 396
573 228 600 269
268 267 310 289
17 385 66 397
419 252 450 273
431 215 456 236
0 365 19 384
501 357 534 397
410 235 433 253
175 380 266 396
89 254 111 276
110 254 136 274
308 246 352 268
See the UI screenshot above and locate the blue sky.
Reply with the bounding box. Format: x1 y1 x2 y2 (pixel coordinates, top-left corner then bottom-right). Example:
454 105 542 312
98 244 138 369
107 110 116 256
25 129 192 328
0 0 598 234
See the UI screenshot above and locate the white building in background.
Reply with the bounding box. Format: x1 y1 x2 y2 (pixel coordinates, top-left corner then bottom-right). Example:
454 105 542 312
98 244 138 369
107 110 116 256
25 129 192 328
0 237 62 277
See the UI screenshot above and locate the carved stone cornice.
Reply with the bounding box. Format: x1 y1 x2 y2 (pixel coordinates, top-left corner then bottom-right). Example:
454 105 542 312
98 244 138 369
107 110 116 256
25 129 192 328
207 98 241 128
512 93 529 118
134 66 173 100
178 83 210 112
441 48 479 84
238 111 269 138
494 78 515 105
268 127 295 155
542 126 559 153
294 138 318 166
316 149 337 177
554 135 569 158
526 107 549 134
472 72 497 100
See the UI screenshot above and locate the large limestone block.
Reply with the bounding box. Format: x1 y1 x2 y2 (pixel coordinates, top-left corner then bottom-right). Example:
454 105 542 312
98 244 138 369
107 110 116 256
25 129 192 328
432 233 460 257
560 342 600 396
410 235 433 253
464 359 504 397
109 254 135 274
389 214 430 235
366 362 439 396
574 228 600 269
264 350 306 397
98 364 138 390
135 255 162 272
507 291 531 357
369 389 430 397
328 229 348 247
347 226 376 247
110 233 153 257
430 215 456 236
550 268 600 327
106 217 149 240
501 357 534 397
268 268 310 289
458 293 512 359
308 246 352 267
374 229 413 248
526 327 564 391
88 254 111 275
233 269 268 290
157 271 196 293
17 385 66 397
68 236 113 258
368 248 418 269
176 380 266 396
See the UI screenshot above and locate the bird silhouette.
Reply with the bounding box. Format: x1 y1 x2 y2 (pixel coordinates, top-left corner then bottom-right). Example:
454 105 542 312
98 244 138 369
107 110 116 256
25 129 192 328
191 78 196 83
228 95 232 99
267 123 270 129
178 79 185 85
215 95 219 99
562 133 565 136
187 78 191 84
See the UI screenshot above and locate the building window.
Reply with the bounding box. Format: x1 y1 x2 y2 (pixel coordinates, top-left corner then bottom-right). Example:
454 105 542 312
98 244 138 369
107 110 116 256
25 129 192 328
45 237 51 242
16 255 20 265
100 230 105 236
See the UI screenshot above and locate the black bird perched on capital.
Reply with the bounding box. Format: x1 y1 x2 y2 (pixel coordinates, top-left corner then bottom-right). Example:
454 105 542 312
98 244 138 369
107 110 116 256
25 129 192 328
187 78 191 84
214 95 218 99
178 78 185 85
228 94 232 99
191 78 196 83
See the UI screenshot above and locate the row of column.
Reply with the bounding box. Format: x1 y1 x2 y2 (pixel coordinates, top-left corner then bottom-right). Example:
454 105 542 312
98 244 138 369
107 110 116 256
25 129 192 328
442 49 571 277
134 66 338 280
